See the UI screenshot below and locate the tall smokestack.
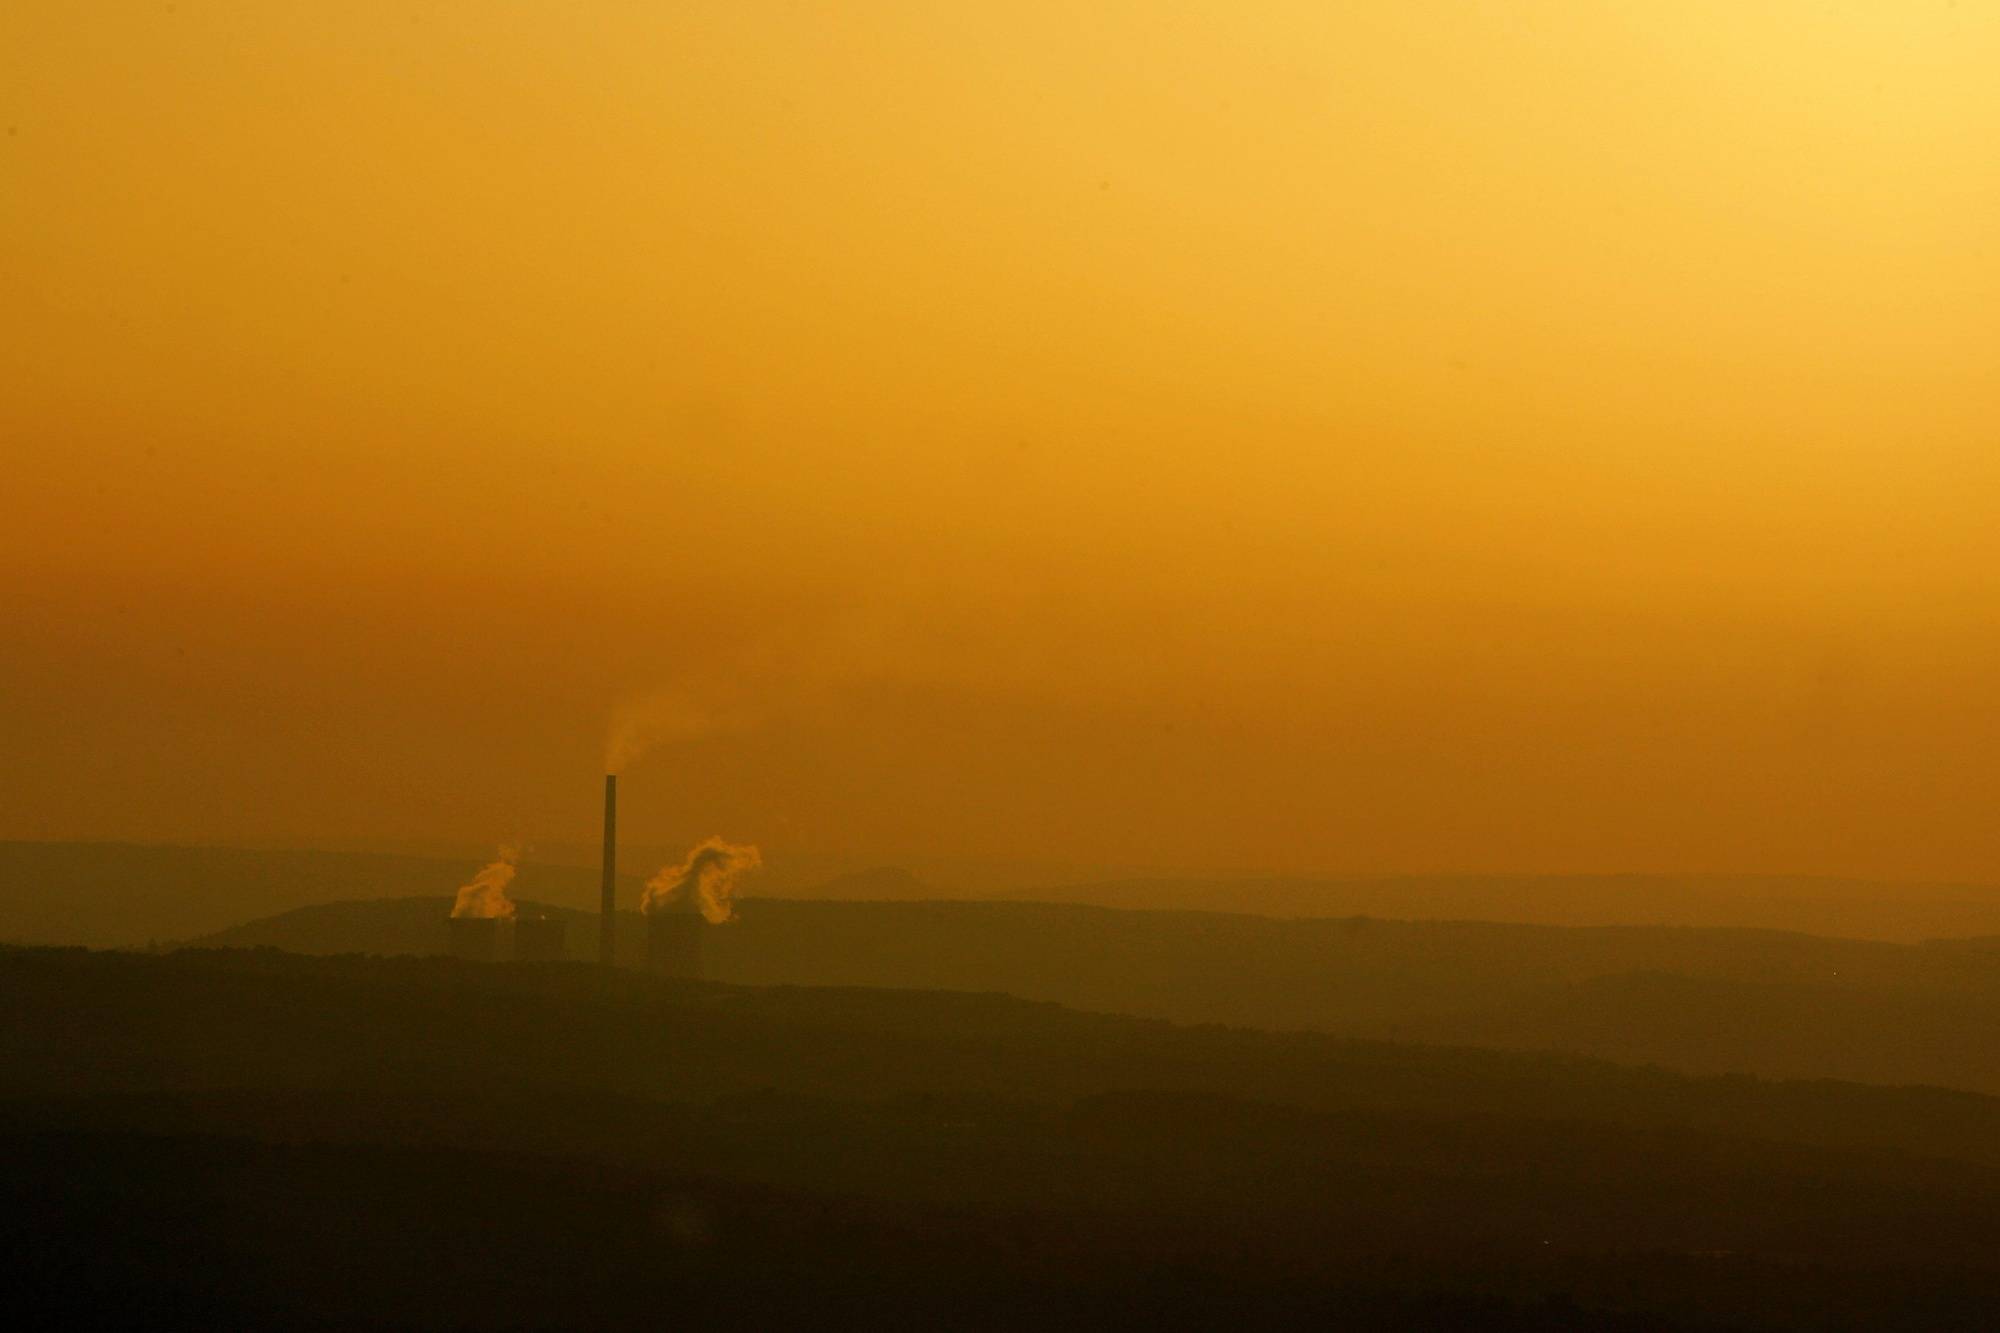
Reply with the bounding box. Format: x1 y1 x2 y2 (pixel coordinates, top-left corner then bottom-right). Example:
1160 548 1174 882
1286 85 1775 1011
599 774 617 965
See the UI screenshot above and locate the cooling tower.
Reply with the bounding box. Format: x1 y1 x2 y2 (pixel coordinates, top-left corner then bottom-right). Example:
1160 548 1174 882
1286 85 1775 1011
646 912 703 980
446 915 501 963
513 915 567 963
599 774 617 965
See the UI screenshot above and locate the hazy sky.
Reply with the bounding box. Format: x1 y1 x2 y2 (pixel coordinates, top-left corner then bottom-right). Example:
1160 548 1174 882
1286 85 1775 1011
4 2 1997 880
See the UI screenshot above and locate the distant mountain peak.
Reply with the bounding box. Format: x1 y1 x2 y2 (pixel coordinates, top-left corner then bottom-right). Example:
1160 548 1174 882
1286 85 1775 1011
798 867 930 900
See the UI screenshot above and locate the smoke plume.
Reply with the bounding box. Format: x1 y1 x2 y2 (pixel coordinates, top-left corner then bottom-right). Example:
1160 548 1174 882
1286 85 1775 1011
450 845 520 919
603 616 915 773
604 688 754 774
641 837 762 924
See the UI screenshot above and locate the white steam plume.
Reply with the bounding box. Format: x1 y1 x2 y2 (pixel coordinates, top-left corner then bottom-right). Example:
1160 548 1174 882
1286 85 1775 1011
449 845 521 920
641 837 762 924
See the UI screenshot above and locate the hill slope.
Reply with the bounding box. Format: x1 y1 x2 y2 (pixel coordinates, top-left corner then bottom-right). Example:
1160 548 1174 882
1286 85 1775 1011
191 895 2000 1094
0 840 629 947
1030 872 2000 942
8 946 2000 1330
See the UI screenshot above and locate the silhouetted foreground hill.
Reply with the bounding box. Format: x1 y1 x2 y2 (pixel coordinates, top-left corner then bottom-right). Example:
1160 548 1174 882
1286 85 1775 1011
193 894 2000 1095
5 947 2000 1330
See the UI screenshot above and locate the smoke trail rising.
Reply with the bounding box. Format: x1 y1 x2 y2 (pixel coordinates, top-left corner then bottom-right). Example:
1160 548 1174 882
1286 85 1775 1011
450 844 521 919
604 688 752 774
641 837 762 924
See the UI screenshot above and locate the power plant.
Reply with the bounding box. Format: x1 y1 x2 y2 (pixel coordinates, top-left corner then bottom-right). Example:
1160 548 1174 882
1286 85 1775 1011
638 836 758 979
447 914 569 962
646 906 705 979
440 776 752 974
446 915 501 963
514 915 567 962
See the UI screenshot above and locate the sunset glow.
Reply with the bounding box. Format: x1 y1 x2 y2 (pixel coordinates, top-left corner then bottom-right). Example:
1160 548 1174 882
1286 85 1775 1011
5 2 1996 887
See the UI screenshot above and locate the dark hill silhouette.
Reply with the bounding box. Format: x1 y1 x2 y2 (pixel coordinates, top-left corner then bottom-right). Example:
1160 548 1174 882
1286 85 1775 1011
9 946 2000 1330
9 944 2000 1167
1408 969 2000 1089
18 1118 1988 1332
190 894 583 959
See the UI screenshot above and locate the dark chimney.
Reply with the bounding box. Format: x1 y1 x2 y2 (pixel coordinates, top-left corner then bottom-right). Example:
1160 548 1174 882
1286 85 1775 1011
514 915 567 963
599 774 617 965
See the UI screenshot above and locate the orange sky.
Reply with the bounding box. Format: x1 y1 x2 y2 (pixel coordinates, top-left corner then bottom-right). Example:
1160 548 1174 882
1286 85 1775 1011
4 2 1998 881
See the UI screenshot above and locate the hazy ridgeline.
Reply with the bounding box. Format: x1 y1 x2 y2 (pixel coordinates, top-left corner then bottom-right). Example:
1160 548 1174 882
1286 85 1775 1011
14 841 2000 949
189 895 2000 1097
14 842 2000 1095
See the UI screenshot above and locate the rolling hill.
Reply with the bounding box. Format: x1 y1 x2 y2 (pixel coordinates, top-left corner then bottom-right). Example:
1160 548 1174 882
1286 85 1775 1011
9 945 2000 1330
188 893 2000 1096
14 840 2000 948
